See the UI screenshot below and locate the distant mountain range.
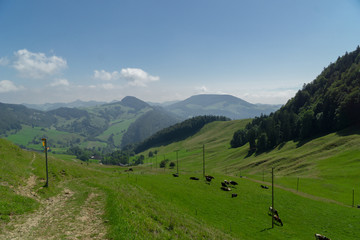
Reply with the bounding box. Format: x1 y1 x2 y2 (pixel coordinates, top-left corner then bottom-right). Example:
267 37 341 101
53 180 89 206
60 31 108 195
1 96 181 153
165 94 281 119
23 99 107 111
1 94 281 152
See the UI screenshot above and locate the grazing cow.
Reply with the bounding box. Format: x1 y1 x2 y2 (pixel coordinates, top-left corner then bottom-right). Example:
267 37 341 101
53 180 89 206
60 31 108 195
315 234 331 240
269 206 279 217
221 182 228 187
205 176 213 182
205 175 215 180
221 186 231 191
261 185 269 189
231 193 238 198
172 173 179 177
229 180 238 186
273 215 283 226
190 177 199 180
224 180 230 185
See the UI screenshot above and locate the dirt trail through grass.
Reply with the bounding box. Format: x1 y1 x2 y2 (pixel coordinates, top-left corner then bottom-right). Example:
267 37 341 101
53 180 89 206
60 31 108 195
246 177 349 207
0 157 107 240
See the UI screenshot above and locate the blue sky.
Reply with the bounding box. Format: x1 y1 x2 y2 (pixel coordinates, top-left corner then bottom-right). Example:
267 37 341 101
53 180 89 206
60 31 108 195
0 0 359 104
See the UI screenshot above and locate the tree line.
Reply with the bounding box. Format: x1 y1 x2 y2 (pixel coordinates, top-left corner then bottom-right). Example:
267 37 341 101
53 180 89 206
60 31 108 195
231 46 360 152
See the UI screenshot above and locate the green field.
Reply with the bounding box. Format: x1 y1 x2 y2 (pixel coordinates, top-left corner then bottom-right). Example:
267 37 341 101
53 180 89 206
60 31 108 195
1 120 360 239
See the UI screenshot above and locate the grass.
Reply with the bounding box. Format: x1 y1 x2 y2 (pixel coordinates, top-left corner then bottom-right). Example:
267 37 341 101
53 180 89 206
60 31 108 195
1 120 360 239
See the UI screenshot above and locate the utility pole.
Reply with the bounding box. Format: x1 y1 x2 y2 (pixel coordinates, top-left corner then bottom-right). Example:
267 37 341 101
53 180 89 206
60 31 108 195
175 150 179 175
272 167 274 228
42 138 49 187
297 177 299 192
203 144 205 177
163 155 166 172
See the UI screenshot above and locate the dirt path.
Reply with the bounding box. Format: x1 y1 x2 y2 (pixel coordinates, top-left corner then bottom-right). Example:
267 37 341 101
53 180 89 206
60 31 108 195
0 175 107 239
245 177 349 207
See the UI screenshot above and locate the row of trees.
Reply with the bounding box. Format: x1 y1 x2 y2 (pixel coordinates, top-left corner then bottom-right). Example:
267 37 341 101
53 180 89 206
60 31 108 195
231 46 360 152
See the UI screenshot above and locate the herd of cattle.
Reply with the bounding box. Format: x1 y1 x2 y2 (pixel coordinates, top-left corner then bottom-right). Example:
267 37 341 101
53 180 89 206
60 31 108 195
186 174 332 239
170 171 330 238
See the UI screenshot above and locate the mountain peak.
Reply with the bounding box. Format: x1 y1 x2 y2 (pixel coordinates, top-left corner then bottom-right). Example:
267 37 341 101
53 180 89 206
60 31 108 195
166 94 280 119
120 96 150 110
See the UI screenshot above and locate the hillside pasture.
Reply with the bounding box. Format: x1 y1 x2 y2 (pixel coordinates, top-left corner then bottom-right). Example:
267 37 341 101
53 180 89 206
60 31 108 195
2 119 360 239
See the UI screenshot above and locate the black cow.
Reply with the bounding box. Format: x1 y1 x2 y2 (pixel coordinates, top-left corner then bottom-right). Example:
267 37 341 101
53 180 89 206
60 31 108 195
172 173 179 177
205 175 214 180
315 234 331 240
231 193 238 198
269 206 279 217
205 176 213 182
221 186 231 191
273 215 283 226
221 182 228 187
229 180 238 186
261 185 269 189
190 177 199 180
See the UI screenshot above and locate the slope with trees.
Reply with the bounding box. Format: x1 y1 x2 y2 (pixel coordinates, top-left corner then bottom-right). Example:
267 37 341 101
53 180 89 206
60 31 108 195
231 46 360 152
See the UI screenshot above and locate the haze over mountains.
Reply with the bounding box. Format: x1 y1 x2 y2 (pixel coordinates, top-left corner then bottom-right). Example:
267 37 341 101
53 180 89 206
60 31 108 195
165 94 281 119
1 94 280 152
22 94 281 119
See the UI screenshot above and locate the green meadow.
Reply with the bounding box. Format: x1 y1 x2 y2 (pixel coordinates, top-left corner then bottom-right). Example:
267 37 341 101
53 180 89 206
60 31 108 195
1 120 360 239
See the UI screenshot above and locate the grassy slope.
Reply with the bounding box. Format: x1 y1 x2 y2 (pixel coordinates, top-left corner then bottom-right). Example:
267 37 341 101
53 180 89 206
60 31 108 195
142 120 360 206
2 119 360 239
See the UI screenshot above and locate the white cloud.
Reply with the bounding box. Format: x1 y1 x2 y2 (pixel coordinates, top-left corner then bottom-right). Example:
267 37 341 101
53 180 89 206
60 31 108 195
93 70 120 81
0 80 23 93
93 68 160 87
101 83 115 90
121 68 159 87
13 49 67 79
50 78 70 87
0 57 9 66
196 85 209 93
239 88 297 104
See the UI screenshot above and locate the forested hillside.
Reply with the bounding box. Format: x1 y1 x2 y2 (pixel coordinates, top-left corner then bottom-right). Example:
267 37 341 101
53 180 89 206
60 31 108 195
231 46 360 152
121 107 182 148
133 115 230 153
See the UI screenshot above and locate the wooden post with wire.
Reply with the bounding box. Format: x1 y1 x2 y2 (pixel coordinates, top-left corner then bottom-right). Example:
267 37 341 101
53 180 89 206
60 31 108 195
42 138 49 187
